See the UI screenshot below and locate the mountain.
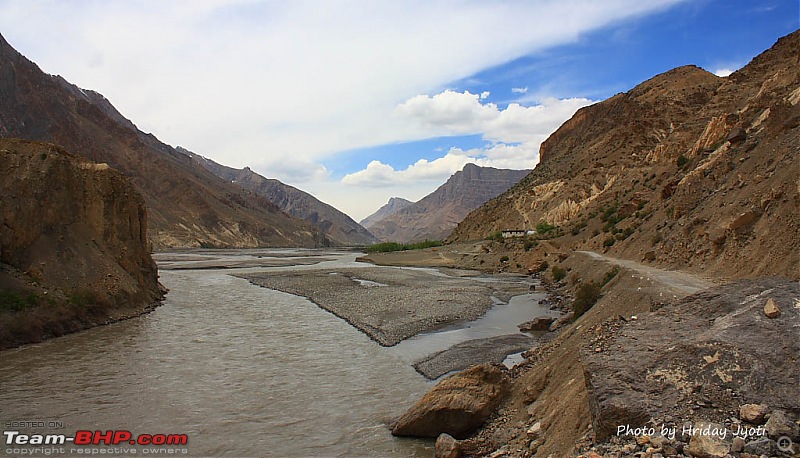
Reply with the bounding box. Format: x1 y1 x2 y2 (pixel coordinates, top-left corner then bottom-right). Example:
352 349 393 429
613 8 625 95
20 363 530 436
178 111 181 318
0 138 162 348
367 164 530 243
0 33 323 249
360 197 414 229
450 30 800 280
186 150 378 246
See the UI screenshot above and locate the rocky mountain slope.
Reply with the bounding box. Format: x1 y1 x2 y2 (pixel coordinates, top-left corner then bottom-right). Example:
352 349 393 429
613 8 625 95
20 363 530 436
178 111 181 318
186 150 377 246
0 33 322 249
368 164 530 243
0 138 163 348
360 197 413 229
450 31 800 281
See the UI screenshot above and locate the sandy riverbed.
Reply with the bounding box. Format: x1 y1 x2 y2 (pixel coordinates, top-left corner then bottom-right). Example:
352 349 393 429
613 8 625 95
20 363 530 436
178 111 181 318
240 266 532 347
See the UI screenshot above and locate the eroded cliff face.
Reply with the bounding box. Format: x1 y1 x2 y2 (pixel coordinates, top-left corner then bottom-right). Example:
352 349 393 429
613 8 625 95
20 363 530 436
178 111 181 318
450 31 800 280
0 138 162 348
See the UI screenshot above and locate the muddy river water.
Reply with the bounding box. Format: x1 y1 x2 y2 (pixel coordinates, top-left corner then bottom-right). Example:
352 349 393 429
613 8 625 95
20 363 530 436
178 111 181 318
0 250 553 457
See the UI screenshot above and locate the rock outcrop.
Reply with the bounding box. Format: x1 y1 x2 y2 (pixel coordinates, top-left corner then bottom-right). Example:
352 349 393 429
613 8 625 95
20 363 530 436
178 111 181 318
186 150 377 246
0 138 162 348
0 33 322 249
450 31 800 281
582 278 800 441
391 364 510 439
369 164 530 243
360 197 413 230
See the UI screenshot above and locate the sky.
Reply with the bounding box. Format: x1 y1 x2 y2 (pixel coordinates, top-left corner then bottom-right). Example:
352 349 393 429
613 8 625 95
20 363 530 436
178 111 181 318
0 0 797 221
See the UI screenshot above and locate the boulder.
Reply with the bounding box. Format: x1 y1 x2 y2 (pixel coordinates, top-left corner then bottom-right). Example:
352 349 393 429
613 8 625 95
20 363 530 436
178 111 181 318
685 422 731 458
764 409 800 440
739 404 769 424
582 278 800 441
435 433 460 458
391 364 510 439
763 297 781 318
519 317 555 332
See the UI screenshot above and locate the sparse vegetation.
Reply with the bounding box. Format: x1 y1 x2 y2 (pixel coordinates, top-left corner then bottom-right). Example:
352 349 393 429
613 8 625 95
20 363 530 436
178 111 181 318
524 238 537 251
552 266 567 282
487 231 504 242
365 240 443 253
536 221 558 235
650 232 663 246
676 154 689 169
500 255 510 263
600 266 620 287
603 237 616 247
573 282 601 318
0 289 39 312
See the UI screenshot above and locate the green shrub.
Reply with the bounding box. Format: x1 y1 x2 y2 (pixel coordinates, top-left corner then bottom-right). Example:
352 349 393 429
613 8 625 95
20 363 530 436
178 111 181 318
552 266 567 282
536 221 558 234
365 240 443 253
524 238 537 251
537 260 549 272
573 283 601 317
600 266 620 287
500 255 510 263
488 231 504 242
603 237 616 247
0 290 39 312
676 154 689 169
650 232 663 246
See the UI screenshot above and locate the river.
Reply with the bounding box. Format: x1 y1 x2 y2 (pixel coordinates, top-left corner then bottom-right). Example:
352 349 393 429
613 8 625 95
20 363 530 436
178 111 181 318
0 249 553 457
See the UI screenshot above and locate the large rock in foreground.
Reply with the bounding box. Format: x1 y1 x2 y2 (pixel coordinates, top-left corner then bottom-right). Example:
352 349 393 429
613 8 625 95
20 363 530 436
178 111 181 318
392 364 510 439
583 278 800 441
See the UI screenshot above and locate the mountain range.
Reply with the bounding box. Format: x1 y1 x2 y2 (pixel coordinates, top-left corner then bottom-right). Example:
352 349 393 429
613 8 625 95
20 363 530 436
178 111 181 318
0 32 323 249
451 30 799 280
185 150 378 246
366 164 530 243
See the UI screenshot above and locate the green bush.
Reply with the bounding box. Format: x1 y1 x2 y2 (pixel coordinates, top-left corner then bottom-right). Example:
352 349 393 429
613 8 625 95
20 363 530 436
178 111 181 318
0 290 39 312
488 231 504 242
676 154 689 168
573 283 601 317
524 238 537 251
536 221 558 234
365 240 443 253
603 237 616 247
552 266 567 282
537 260 549 272
600 266 620 287
499 255 510 263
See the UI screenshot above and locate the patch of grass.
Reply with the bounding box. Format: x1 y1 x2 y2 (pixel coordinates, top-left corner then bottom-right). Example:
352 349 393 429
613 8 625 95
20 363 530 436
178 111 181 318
573 282 601 318
552 266 567 282
536 221 558 235
0 290 39 312
365 240 443 253
487 231 504 242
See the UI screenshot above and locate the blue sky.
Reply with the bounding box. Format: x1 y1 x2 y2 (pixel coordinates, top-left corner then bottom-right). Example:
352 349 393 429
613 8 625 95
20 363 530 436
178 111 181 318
0 0 797 220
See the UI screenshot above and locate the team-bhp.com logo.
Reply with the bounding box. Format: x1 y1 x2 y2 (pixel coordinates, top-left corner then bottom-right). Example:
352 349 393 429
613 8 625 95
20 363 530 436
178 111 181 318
4 430 188 446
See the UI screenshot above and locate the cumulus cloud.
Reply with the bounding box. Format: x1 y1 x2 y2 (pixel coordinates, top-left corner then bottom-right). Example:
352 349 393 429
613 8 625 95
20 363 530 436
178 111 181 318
512 87 528 94
714 68 734 77
0 0 684 172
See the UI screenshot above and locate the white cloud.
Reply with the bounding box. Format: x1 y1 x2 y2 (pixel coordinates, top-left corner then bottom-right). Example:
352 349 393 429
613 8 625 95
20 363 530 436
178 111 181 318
512 87 529 94
480 91 491 99
713 68 733 77
0 0 684 168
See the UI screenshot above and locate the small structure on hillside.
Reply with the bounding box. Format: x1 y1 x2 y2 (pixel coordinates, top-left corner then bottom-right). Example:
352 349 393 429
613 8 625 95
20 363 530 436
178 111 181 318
501 229 535 238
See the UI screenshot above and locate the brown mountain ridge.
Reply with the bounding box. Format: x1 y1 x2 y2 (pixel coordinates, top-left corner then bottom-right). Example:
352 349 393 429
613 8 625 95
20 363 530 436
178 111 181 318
369 163 531 243
450 30 800 280
0 33 324 249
